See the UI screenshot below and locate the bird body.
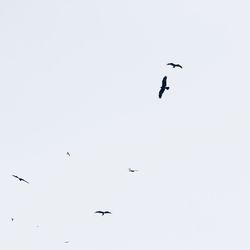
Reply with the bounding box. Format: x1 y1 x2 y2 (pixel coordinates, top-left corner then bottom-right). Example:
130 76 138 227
95 211 112 216
66 152 70 156
159 76 170 98
167 63 182 68
12 175 29 184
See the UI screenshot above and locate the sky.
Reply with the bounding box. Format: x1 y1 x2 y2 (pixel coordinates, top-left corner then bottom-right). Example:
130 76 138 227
0 0 250 249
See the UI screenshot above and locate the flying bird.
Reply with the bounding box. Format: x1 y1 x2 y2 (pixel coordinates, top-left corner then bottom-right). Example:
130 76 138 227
66 152 70 156
167 63 182 68
128 168 138 172
95 211 112 216
11 218 14 221
159 76 170 99
64 241 70 244
12 175 29 184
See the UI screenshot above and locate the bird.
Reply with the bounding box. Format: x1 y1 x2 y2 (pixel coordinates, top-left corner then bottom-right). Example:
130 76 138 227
167 63 183 68
11 218 14 221
12 175 29 184
128 168 138 172
64 241 70 244
159 76 170 99
95 211 112 216
66 152 70 156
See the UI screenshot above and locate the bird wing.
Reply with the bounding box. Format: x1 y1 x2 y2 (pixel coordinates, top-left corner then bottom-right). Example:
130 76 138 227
176 64 183 68
20 178 29 184
95 211 103 214
12 175 18 179
167 63 174 67
104 211 112 214
162 76 167 88
159 88 165 98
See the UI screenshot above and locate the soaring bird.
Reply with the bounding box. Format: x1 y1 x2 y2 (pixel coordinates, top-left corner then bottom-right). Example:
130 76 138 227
95 211 112 216
159 76 170 98
128 168 138 172
66 152 70 156
12 175 29 184
167 63 183 68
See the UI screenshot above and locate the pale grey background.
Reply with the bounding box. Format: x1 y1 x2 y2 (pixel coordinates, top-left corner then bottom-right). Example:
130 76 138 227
0 0 250 249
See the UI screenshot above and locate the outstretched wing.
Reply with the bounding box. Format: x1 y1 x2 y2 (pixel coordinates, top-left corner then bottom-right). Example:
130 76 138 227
20 178 29 184
12 175 19 179
175 64 183 68
95 211 104 214
162 76 167 88
159 88 165 98
167 63 174 67
104 211 112 214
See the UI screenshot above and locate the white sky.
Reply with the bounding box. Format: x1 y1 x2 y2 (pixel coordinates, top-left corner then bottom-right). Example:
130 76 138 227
0 0 250 249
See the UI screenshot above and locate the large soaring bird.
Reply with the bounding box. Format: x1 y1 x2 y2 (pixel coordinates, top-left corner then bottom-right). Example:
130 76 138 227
95 211 112 216
12 175 29 184
159 76 170 99
128 168 138 172
167 63 183 68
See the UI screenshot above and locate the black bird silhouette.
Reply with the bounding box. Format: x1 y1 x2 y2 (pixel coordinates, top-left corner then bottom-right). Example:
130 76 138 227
12 175 29 184
167 63 182 68
159 76 170 99
11 218 14 221
128 168 138 172
95 211 112 216
66 152 70 156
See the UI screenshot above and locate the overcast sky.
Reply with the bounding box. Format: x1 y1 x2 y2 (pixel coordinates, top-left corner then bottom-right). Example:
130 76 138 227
1 0 250 249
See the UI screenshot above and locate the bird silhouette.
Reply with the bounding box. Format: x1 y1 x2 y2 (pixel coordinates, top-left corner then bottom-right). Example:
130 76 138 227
128 168 138 172
167 63 182 68
64 241 70 244
11 218 14 221
12 175 29 184
159 76 170 99
95 211 112 216
66 152 70 156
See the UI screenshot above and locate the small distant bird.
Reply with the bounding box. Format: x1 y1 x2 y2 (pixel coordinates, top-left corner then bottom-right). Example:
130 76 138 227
64 241 69 244
66 152 70 156
11 218 14 221
167 63 183 68
128 168 138 172
159 76 170 99
12 175 29 184
95 211 112 216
